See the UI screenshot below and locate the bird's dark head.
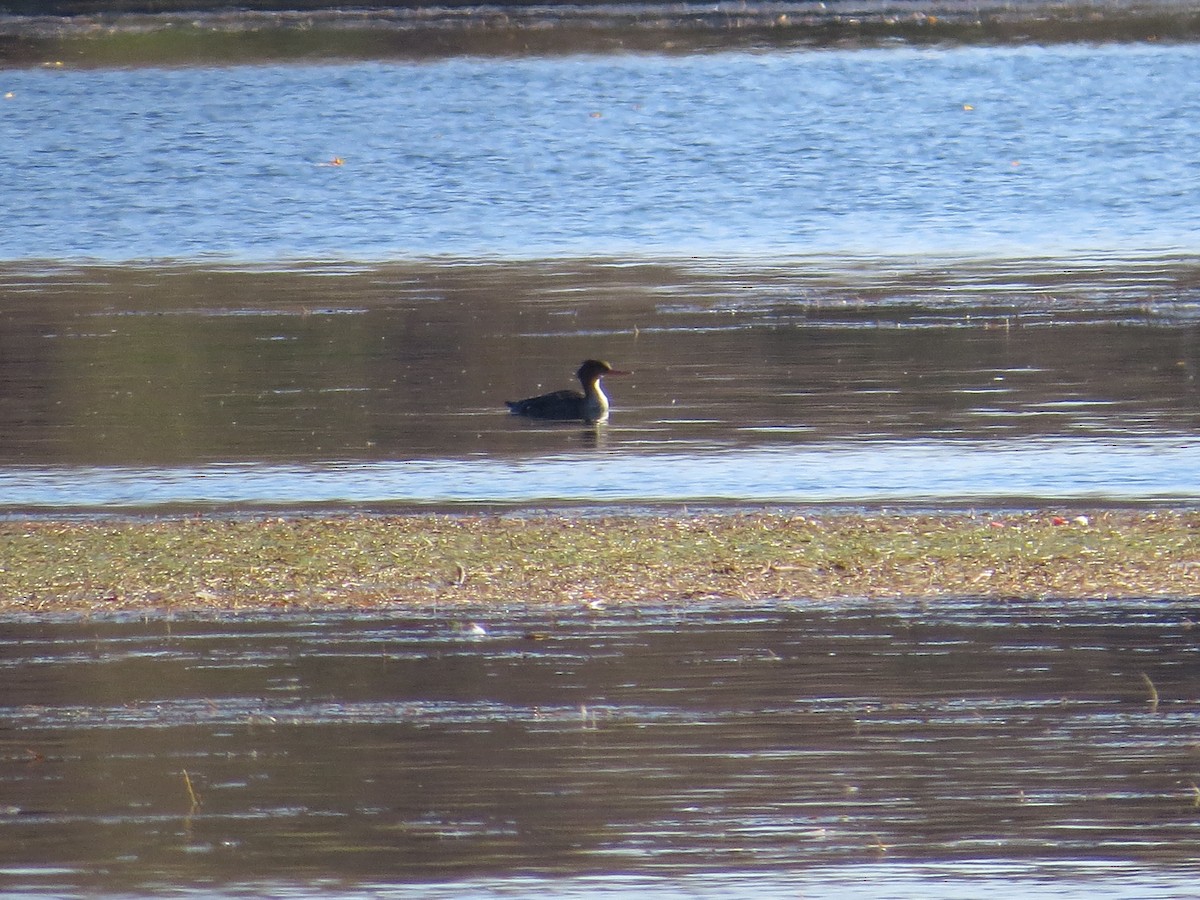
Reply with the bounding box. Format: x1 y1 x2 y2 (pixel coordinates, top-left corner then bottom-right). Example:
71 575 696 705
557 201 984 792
577 359 629 384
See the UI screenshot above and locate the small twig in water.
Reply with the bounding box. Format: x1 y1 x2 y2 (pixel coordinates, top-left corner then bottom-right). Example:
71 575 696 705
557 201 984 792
181 769 202 810
1139 672 1160 712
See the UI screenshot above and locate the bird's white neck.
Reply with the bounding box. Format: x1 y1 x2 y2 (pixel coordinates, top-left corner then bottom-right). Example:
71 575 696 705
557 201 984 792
583 381 610 423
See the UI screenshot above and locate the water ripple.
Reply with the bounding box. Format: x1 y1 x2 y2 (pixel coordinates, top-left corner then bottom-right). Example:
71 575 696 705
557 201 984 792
0 439 1193 510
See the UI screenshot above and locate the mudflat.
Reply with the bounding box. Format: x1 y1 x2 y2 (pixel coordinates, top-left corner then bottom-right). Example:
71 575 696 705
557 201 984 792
1 510 1196 615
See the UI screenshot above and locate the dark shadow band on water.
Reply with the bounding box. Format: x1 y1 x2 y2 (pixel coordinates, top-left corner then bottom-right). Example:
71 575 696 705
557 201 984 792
4 1 1200 67
0 254 1197 508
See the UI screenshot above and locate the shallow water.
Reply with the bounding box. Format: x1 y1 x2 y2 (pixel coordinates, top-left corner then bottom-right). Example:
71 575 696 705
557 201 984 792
3 600 1200 897
2 39 1199 509
0 258 1196 509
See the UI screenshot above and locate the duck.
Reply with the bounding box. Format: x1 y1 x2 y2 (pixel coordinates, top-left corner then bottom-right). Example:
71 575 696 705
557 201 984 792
506 359 628 424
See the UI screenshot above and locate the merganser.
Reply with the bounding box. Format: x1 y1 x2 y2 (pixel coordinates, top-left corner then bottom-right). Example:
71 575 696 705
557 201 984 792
506 359 628 424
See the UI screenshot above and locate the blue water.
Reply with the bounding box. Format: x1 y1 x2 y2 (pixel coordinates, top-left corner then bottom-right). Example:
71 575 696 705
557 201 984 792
3 42 1199 263
216 867 1200 900
11 865 1197 900
0 438 1194 510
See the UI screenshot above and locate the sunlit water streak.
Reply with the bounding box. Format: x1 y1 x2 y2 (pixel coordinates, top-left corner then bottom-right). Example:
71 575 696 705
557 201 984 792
9 864 1200 900
0 438 1194 510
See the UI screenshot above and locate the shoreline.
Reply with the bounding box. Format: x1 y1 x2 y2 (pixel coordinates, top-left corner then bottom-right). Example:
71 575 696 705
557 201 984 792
3 1 1200 67
2 508 1196 616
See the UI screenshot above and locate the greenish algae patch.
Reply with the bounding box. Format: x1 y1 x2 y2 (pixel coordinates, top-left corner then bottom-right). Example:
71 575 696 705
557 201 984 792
0 511 1196 614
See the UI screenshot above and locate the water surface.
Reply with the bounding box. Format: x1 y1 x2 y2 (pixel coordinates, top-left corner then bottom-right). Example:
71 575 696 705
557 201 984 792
4 44 1200 263
2 39 1198 509
1 257 1197 509
3 600 1200 897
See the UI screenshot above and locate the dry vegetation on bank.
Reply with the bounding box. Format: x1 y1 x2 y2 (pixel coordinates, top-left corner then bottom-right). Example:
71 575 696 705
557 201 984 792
0 510 1196 615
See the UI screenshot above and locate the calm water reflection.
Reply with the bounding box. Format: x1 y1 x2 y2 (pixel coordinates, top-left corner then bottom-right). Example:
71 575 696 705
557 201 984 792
3 600 1200 897
0 258 1196 508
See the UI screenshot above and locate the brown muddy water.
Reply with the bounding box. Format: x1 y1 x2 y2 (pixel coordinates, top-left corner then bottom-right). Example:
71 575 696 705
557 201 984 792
3 599 1200 898
1 257 1198 510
